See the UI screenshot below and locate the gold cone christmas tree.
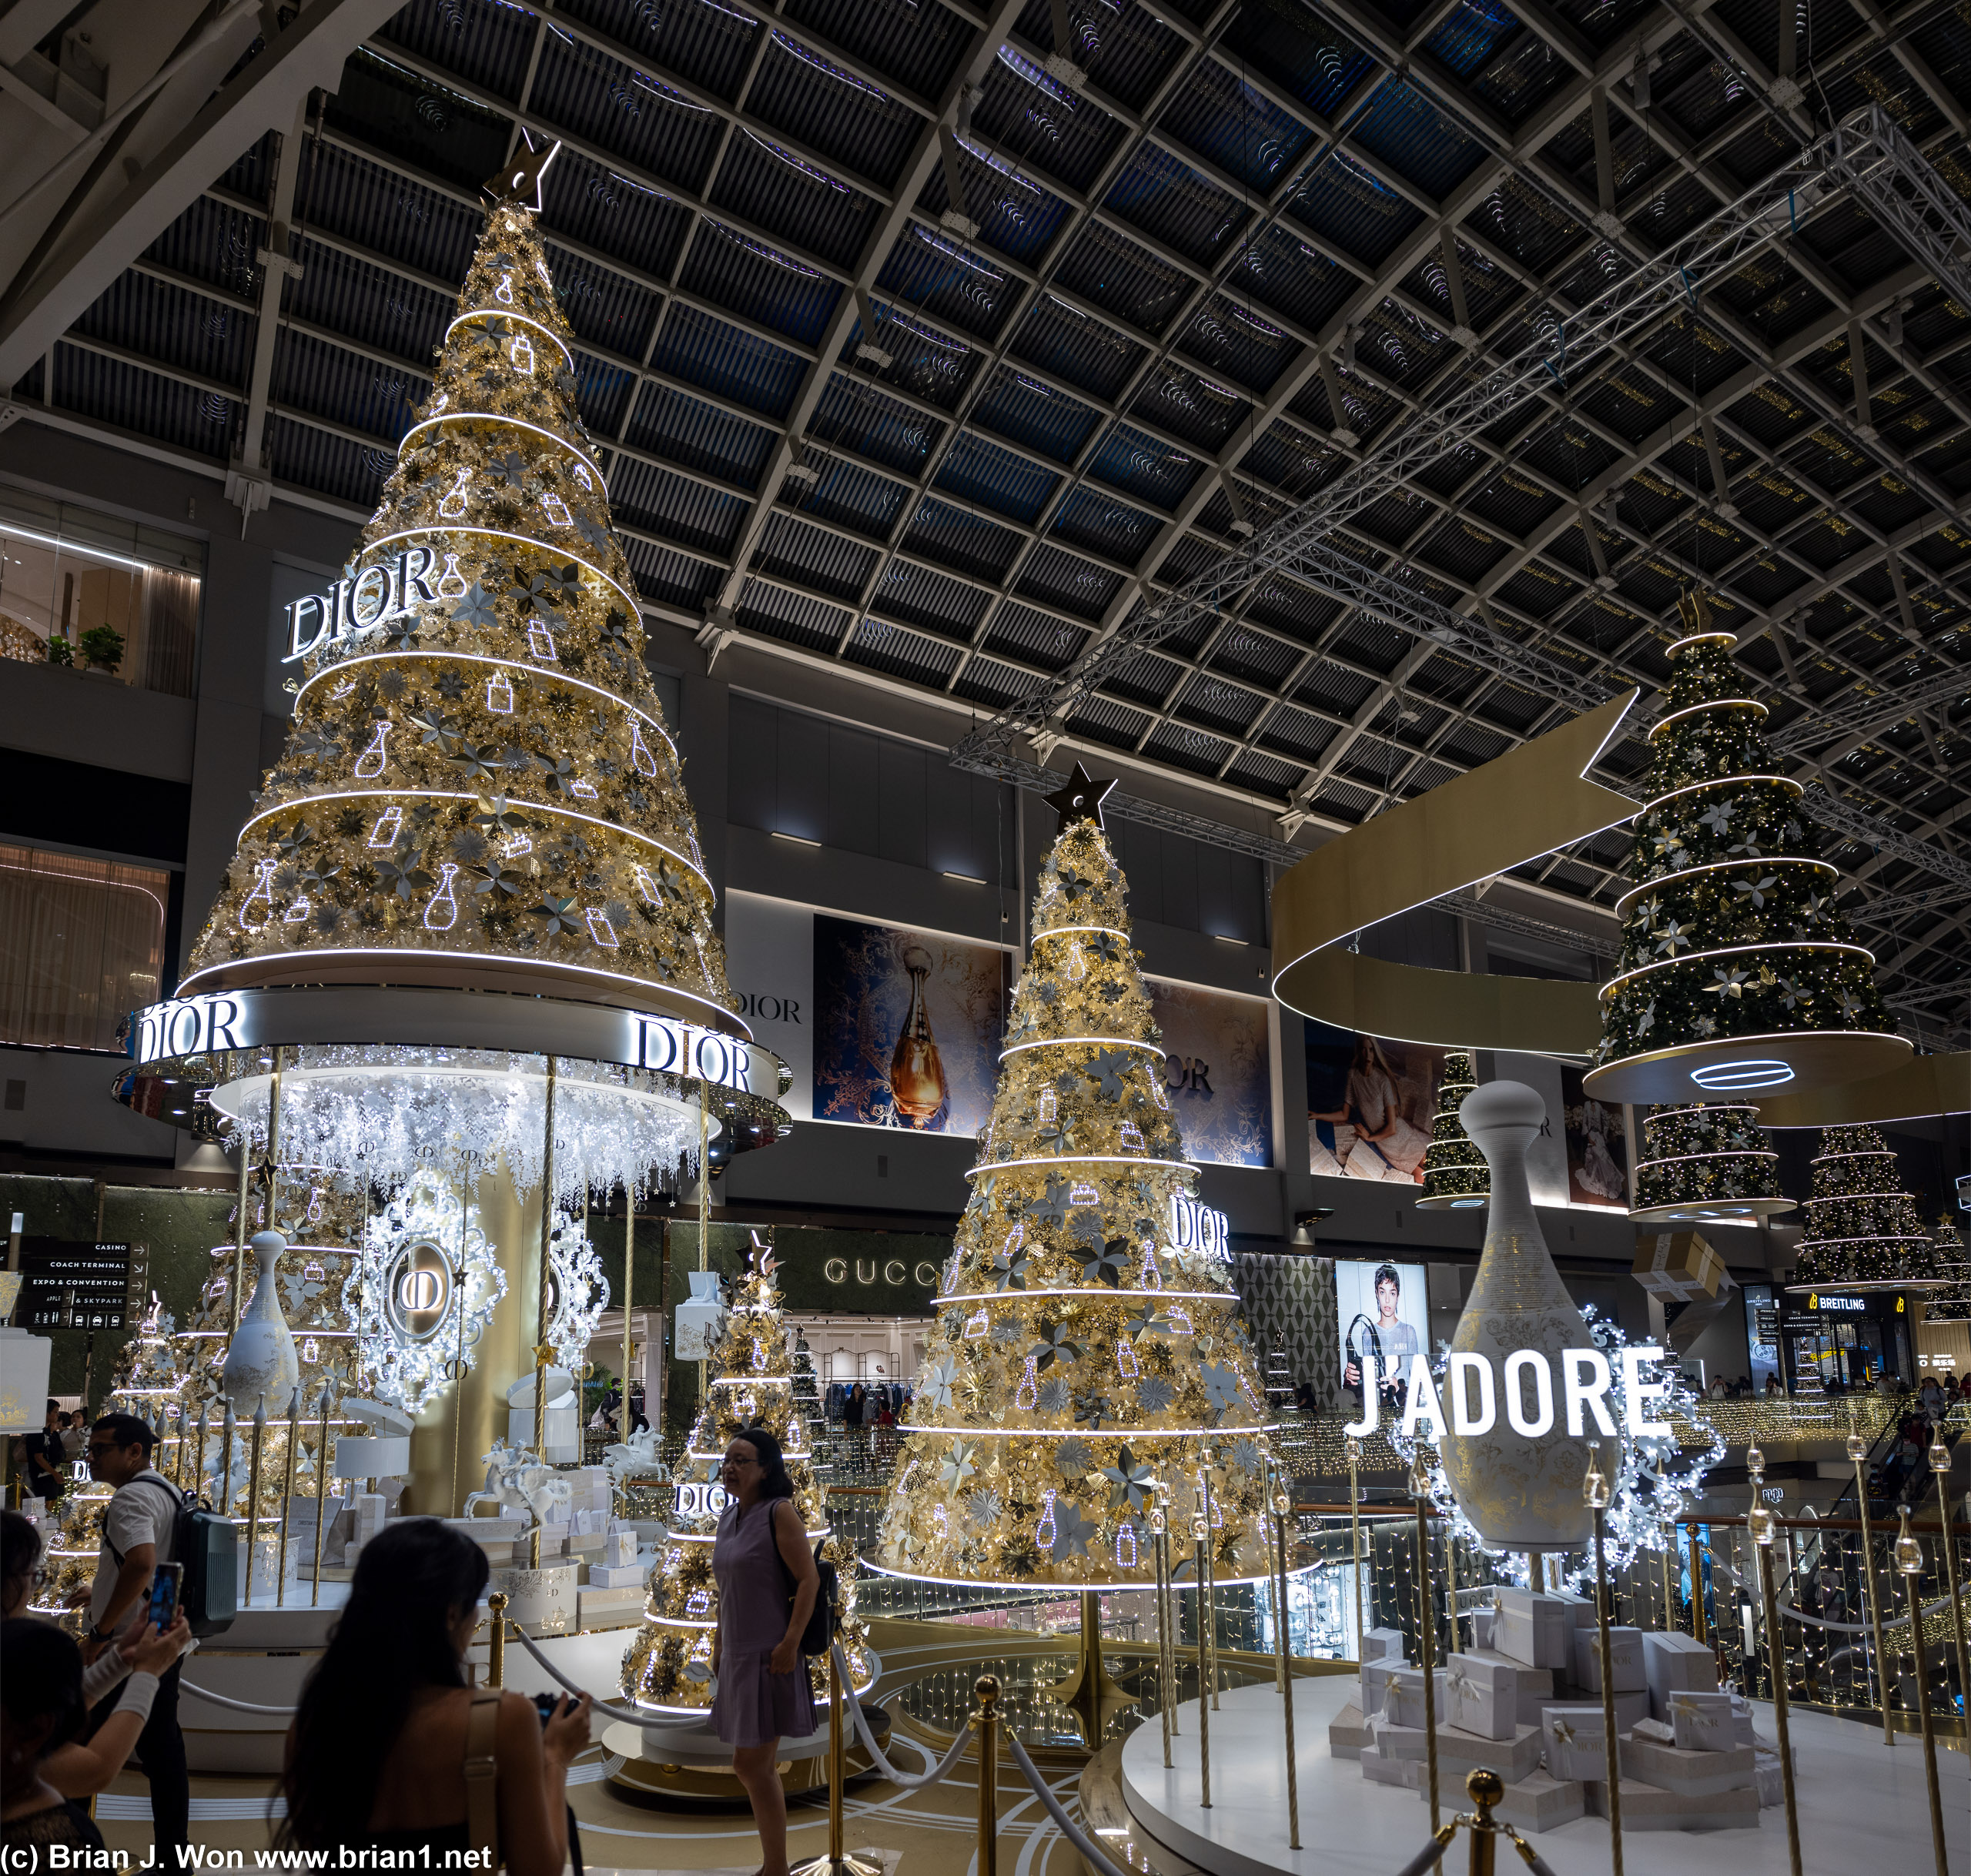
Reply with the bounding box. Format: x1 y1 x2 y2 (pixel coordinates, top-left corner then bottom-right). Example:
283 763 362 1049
621 1235 872 1715
1789 1124 1941 1292
180 161 731 1023
1417 1051 1487 1209
875 770 1277 1588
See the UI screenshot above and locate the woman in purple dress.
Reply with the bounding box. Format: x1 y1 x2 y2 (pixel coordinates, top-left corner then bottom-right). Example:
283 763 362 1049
710 1427 818 1876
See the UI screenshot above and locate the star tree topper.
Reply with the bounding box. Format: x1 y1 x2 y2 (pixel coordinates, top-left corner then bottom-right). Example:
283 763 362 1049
485 130 563 211
1042 762 1118 832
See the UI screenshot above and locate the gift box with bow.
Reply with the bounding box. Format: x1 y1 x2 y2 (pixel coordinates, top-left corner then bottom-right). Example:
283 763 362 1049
1444 1651 1518 1741
1540 1704 1609 1782
1386 1667 1447 1731
1571 1624 1646 1692
1668 1689 1736 1752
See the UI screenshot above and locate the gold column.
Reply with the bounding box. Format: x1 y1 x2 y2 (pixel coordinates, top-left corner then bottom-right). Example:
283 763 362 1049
407 1158 540 1516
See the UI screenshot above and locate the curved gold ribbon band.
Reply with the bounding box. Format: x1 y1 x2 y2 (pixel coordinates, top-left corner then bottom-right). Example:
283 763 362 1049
1755 1049 1970 1127
1271 693 1641 1053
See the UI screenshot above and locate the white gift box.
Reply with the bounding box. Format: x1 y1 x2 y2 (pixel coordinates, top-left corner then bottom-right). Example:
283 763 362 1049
1728 1690 1755 1745
1587 1777 1759 1832
1539 1704 1611 1782
1361 1626 1406 1662
1492 1771 1584 1834
1551 1589 1598 1629
1361 1741 1423 1790
1465 1607 1497 1650
584 1562 647 1589
1668 1689 1736 1752
1361 1655 1409 1716
605 1528 637 1568
1754 1748 1787 1807
1644 1630 1717 1714
1444 1652 1518 1741
1620 1733 1757 1797
1370 1714 1544 1783
1329 1700 1372 1760
1571 1624 1646 1692
1494 1589 1571 1669
1385 1667 1447 1730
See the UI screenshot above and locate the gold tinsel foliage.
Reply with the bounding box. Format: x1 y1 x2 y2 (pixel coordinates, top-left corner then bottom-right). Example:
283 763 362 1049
182 199 731 1018
621 1249 872 1712
877 819 1279 1589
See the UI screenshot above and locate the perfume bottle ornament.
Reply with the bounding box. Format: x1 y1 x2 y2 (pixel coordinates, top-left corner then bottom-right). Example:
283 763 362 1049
1439 1080 1597 1553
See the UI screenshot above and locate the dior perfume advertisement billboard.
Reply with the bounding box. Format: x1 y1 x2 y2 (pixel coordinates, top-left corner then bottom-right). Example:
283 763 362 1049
1146 975 1273 1169
1334 1257 1429 1414
1305 1020 1446 1184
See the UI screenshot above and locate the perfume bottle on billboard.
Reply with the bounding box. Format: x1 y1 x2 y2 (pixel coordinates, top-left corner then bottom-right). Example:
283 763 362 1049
889 945 948 1125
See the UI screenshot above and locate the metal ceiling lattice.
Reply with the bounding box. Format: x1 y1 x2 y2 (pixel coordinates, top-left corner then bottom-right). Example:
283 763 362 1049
16 0 1971 1034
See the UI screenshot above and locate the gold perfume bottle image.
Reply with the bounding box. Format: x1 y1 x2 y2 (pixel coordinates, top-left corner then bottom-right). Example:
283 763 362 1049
888 945 948 1124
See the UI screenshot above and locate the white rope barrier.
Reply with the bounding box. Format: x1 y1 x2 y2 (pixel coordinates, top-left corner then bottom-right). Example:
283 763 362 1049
1004 1730 1125 1873
828 1644 972 1791
505 1624 660 1726
1387 1834 1457 1876
179 1684 299 1716
1777 1590 1963 1634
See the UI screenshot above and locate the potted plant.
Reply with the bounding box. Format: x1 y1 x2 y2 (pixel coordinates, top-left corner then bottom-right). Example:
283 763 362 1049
78 624 124 677
45 633 73 666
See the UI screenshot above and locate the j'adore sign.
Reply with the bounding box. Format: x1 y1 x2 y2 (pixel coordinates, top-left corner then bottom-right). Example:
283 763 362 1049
1344 1343 1674 1443
128 988 777 1099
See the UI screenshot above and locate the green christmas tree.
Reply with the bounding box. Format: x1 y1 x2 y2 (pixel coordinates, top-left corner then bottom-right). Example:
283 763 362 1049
1417 1052 1487 1209
1593 598 1892 1075
621 1237 872 1716
875 768 1277 1589
1923 1217 1969 1322
1790 1125 1939 1291
1632 1102 1787 1219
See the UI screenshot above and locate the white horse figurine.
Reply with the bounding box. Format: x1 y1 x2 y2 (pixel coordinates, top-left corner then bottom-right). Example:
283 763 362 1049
603 1420 668 1482
462 1437 574 1528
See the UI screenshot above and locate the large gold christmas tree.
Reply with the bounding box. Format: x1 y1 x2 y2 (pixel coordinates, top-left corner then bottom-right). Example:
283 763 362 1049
178 149 731 1024
621 1236 873 1714
875 768 1278 1588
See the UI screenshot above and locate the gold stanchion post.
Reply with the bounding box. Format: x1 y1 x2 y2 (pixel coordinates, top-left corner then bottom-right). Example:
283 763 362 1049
243 1394 266 1607
219 1400 238 1524
1268 1461 1300 1851
1929 1439 1970 1722
974 1674 1000 1876
1152 1505 1173 1766
1193 1514 1211 1808
226 1125 251 1339
1199 1447 1220 1710
1892 1506 1949 1876
310 1383 334 1607
1748 1453 1801 1876
1465 1768 1503 1876
1583 1452 1622 1876
276 1386 301 1607
1849 1413 1896 1746
1410 1453 1441 1850
619 1183 634 1474
528 1058 558 1570
795 1643 880 1876
487 1590 507 1688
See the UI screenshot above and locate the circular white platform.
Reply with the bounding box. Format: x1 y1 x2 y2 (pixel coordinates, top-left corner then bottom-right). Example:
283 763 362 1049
1119 1675 1969 1876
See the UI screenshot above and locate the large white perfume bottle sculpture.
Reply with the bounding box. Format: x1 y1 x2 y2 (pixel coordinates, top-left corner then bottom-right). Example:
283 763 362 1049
1441 1081 1595 1552
221 1230 299 1413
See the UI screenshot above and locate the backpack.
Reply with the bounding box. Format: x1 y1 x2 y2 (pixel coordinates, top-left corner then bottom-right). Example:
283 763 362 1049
112 1472 237 1640
771 1500 837 1658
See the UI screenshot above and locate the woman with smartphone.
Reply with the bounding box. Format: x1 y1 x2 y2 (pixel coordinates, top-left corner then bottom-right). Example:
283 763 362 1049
279 1519 591 1873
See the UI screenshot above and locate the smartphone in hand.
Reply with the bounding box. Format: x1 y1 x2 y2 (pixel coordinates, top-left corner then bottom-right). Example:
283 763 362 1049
147 1562 183 1632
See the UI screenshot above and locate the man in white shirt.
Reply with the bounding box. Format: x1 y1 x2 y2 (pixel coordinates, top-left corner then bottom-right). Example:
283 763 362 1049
79 1412 189 1859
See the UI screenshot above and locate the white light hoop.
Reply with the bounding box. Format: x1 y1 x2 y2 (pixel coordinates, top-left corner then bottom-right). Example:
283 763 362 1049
207 1052 710 1199
441 309 578 375
397 409 602 490
1648 697 1769 737
1614 854 1835 918
1650 1102 1761 1122
1599 938 1877 1001
998 1035 1166 1062
1665 631 1738 655
1031 925 1129 941
1689 1059 1795 1090
1633 1150 1780 1171
858 1557 1319 1591
237 790 710 891
965 1155 1193 1179
1641 773 1804 812
898 1422 1287 1437
708 1375 794 1386
366 527 641 622
932 1288 1233 1306
292 651 677 762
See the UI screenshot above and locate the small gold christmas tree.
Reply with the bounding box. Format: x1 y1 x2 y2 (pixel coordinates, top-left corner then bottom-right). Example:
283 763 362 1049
876 767 1278 1589
621 1235 872 1715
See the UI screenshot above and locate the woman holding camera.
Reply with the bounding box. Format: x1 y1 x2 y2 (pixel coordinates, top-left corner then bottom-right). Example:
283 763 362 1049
711 1426 819 1876
279 1519 591 1874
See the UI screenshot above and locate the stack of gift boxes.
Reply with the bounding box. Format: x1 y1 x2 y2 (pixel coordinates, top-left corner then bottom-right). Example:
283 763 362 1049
1330 1589 1789 1833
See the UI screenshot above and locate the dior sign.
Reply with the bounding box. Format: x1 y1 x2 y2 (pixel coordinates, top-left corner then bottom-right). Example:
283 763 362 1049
281 548 453 661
